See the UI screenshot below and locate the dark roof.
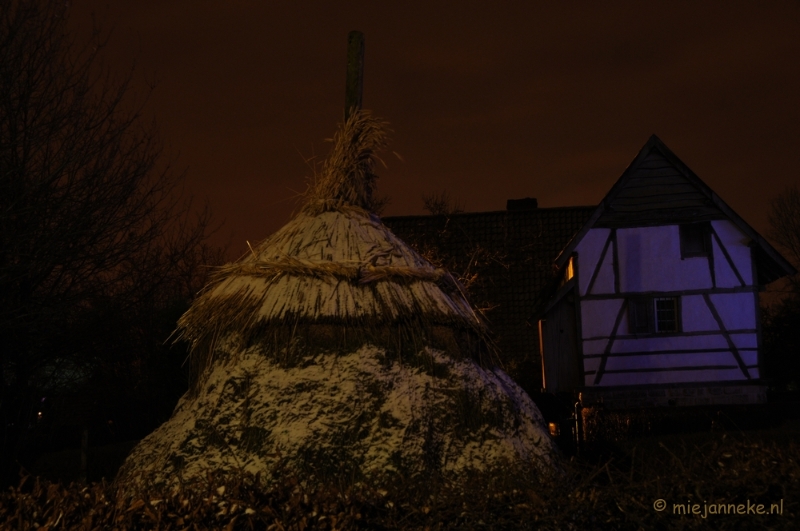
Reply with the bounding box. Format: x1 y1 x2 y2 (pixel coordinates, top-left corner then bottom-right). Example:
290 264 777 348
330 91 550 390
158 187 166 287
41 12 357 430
382 138 796 392
383 206 594 388
556 135 797 284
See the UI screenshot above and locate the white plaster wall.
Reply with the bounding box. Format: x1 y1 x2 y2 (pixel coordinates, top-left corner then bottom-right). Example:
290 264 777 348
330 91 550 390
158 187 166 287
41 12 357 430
582 338 612 356
575 223 754 297
598 350 758 372
574 220 760 388
617 226 712 292
681 295 721 332
574 228 611 296
712 220 753 285
582 356 601 375
731 333 758 349
592 251 616 294
588 368 752 386
582 324 757 355
711 237 740 288
584 332 756 354
582 331 758 386
708 292 757 330
580 299 624 339
579 291 756 351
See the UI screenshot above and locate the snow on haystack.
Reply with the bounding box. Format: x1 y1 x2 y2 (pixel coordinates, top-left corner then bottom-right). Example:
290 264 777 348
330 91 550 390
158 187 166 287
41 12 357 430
113 110 560 498
115 344 558 497
194 209 477 323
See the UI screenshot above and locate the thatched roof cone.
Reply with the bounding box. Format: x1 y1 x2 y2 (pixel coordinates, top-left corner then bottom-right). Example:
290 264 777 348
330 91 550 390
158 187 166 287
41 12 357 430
114 110 560 498
175 110 496 394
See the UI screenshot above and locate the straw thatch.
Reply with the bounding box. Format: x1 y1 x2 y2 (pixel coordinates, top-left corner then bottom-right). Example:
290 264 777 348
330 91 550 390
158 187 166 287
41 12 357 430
302 108 389 214
175 110 496 395
114 110 558 498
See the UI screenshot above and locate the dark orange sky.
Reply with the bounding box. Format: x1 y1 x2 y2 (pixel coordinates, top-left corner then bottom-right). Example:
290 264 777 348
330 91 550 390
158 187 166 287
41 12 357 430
68 1 800 261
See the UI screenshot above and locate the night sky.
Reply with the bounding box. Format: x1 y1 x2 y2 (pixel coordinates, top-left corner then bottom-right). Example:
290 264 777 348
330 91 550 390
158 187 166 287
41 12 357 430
67 1 800 262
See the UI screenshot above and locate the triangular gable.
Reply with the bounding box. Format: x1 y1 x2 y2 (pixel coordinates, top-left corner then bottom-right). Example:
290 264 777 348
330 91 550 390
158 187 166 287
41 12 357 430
556 135 796 285
596 140 723 226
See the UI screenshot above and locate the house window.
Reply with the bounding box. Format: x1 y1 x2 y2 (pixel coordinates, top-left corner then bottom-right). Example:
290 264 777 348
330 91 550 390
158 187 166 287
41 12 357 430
629 298 650 334
654 297 678 332
680 222 711 258
628 296 680 334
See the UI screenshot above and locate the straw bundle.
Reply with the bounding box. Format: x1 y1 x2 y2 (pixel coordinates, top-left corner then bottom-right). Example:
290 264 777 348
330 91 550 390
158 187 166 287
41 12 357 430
174 111 496 394
114 109 559 499
302 109 389 215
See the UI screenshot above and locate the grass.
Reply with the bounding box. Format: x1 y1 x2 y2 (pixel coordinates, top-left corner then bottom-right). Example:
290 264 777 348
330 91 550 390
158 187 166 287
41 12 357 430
1 418 798 530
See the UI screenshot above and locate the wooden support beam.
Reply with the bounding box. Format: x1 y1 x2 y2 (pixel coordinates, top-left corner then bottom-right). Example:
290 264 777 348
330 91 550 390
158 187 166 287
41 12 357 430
78 426 88 484
345 31 364 121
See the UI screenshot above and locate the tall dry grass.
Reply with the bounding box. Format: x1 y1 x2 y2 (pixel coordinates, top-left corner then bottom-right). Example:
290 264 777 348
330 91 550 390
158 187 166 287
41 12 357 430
2 424 797 530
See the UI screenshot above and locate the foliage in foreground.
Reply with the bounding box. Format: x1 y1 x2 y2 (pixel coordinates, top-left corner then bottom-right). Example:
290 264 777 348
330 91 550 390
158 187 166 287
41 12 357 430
0 428 797 530
0 0 222 485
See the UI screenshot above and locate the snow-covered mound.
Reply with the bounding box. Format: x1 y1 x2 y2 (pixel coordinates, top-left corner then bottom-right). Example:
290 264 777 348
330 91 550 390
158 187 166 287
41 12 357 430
115 344 559 497
114 111 561 498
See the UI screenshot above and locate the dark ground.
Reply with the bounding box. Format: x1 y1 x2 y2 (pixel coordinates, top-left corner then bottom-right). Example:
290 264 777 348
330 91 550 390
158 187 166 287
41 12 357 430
24 391 800 485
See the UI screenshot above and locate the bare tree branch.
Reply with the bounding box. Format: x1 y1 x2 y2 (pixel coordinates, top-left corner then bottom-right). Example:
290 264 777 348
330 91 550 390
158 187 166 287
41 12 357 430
768 184 800 292
422 190 464 216
0 0 223 484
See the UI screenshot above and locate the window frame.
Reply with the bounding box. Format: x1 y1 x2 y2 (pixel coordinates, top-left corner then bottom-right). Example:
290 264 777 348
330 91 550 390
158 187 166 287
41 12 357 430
628 297 652 334
627 296 681 335
679 222 712 259
653 297 679 333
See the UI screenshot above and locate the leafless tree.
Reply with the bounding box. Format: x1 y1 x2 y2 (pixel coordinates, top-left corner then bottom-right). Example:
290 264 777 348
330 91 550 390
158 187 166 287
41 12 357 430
0 1 222 483
763 184 800 391
768 184 800 292
422 190 464 216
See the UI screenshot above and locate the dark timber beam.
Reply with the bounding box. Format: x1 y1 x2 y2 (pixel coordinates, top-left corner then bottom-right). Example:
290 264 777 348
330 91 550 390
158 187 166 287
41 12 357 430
345 31 364 121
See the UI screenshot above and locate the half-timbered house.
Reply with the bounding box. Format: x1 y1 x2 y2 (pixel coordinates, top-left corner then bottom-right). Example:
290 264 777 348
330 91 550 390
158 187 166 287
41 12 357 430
385 135 796 413
539 135 796 408
384 202 595 398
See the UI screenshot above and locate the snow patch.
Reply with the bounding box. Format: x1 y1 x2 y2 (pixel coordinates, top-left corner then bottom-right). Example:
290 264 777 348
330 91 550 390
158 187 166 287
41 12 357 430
116 344 559 496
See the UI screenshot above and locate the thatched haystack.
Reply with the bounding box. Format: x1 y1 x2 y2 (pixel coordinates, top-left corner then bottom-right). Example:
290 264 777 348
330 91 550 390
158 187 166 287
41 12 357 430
114 111 559 498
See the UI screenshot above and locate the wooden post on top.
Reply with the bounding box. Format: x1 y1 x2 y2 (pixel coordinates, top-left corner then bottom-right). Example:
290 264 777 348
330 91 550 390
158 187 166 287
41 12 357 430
345 31 364 121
